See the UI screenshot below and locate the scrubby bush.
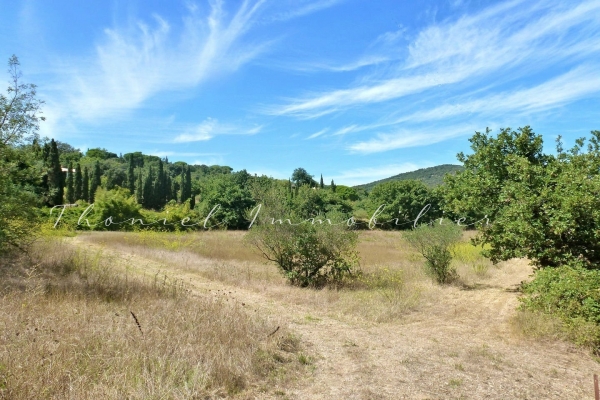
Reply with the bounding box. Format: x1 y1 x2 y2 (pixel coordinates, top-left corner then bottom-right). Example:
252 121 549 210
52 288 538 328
519 265 600 351
404 223 463 284
246 221 359 288
91 187 143 230
245 180 360 287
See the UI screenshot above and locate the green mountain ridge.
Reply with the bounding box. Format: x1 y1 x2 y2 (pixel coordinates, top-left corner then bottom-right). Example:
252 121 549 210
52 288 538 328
354 164 464 191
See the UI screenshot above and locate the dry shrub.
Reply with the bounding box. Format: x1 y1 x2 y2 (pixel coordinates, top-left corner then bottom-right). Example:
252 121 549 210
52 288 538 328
0 239 303 399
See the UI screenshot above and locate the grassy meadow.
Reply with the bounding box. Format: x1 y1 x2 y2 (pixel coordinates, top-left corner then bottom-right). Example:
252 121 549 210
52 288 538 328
1 230 597 399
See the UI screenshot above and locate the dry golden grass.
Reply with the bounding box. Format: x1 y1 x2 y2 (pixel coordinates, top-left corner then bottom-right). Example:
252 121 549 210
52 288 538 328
0 239 305 399
45 230 600 399
78 230 491 324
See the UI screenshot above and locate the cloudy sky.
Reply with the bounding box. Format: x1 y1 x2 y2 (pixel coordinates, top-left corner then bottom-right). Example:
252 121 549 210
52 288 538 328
1 0 599 185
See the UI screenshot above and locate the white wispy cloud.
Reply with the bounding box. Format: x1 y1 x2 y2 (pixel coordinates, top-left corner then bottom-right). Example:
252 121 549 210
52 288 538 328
332 125 358 136
347 124 479 154
269 0 600 119
173 117 262 143
267 0 345 22
46 1 271 123
306 128 328 139
395 66 600 123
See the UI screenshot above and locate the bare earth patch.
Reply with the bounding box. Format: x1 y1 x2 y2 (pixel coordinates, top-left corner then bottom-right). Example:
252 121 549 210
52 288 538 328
72 232 599 399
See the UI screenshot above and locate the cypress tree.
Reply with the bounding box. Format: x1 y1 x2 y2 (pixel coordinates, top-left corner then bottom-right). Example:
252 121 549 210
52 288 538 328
320 174 324 189
179 165 192 203
156 159 165 208
142 166 155 209
82 167 89 202
74 163 82 201
178 168 185 203
171 179 178 202
135 169 143 204
331 179 336 193
165 174 172 202
186 166 192 202
127 156 135 194
47 139 64 206
66 161 75 204
90 161 102 203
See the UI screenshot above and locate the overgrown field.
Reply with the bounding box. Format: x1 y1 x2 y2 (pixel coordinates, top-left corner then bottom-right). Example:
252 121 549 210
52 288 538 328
0 239 305 399
1 230 598 399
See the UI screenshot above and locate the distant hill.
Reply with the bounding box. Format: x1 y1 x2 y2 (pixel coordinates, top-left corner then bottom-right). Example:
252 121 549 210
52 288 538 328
354 164 464 191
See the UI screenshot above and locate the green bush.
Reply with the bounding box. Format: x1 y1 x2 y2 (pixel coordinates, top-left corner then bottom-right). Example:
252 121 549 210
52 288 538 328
91 187 143 231
245 221 360 288
404 223 463 284
519 265 600 351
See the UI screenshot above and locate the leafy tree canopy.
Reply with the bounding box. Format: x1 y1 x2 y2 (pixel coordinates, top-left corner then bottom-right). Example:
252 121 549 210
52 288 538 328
291 167 316 187
85 147 118 160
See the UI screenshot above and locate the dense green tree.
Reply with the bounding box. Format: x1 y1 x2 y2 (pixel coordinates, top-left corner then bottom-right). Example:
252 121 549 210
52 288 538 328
57 141 82 165
89 161 102 203
330 179 336 192
154 159 167 208
196 174 255 229
82 166 89 202
439 126 546 224
335 185 359 201
46 138 63 206
124 151 144 168
135 169 143 204
368 180 440 229
74 162 82 201
438 126 600 269
142 166 154 209
292 167 316 187
126 156 135 194
0 55 45 252
474 131 600 268
104 167 126 191
86 147 118 160
320 174 324 189
179 165 192 203
66 161 75 204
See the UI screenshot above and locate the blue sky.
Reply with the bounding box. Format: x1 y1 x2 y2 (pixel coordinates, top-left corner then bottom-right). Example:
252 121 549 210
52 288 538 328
1 0 599 185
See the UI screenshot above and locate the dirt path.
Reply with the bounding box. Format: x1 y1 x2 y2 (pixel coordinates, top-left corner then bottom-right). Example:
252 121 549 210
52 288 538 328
68 236 599 399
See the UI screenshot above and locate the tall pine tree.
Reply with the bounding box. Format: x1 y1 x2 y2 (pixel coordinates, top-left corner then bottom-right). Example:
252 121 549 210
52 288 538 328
142 166 155 209
66 161 75 204
127 156 135 194
47 139 64 206
89 161 102 203
155 159 165 208
179 165 192 203
320 174 324 189
74 163 82 201
331 179 336 192
135 169 143 204
82 167 89 202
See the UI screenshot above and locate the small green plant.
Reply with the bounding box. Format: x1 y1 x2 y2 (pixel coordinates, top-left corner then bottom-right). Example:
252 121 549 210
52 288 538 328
403 223 463 284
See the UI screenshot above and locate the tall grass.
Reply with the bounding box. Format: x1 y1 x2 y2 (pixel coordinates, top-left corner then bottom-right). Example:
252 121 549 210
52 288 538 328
0 239 303 399
82 231 430 323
